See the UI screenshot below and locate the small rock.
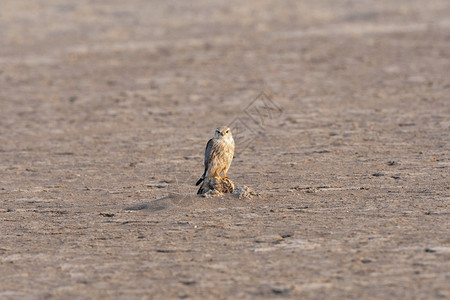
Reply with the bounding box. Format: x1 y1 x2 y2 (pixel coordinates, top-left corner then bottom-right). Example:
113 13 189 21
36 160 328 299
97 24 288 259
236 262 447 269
180 280 196 286
99 213 115 217
271 287 291 295
232 185 258 199
372 173 384 177
254 235 283 243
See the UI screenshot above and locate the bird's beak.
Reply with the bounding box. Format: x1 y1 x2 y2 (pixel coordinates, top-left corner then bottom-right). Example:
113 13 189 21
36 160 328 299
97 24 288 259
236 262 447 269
220 132 224 136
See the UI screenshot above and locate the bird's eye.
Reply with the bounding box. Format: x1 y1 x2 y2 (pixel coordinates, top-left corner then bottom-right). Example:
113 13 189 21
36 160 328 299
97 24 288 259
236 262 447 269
226 130 229 133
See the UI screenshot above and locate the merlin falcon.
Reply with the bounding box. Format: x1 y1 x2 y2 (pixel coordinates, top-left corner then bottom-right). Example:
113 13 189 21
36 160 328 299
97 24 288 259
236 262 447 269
196 126 235 194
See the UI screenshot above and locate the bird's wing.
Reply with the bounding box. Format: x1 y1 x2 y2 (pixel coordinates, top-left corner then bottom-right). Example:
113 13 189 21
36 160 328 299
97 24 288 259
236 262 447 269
204 138 214 171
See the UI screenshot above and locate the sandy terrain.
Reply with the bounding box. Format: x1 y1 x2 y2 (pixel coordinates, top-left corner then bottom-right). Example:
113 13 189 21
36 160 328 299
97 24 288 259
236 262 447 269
0 0 449 299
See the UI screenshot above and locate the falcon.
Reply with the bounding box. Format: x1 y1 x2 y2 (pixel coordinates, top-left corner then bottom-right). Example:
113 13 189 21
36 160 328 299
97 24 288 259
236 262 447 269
196 126 235 194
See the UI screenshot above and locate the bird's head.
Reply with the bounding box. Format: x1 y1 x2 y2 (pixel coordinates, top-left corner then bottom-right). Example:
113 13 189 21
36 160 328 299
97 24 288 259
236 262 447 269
214 126 232 140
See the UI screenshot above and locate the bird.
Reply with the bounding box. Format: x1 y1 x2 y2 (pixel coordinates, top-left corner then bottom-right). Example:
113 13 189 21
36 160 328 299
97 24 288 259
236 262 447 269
196 126 235 194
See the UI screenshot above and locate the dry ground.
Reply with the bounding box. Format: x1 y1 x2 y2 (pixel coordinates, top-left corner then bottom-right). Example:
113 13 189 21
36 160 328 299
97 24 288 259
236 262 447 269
0 1 449 299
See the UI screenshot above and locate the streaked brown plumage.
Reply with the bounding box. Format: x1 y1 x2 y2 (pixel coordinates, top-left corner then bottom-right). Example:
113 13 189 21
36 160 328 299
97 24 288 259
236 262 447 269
196 126 235 194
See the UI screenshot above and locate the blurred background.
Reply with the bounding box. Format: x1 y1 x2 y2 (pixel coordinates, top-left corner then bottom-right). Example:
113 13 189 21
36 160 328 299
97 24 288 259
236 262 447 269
1 0 448 187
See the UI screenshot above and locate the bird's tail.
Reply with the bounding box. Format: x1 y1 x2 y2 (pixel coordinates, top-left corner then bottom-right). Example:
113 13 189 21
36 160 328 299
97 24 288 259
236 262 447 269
195 176 204 186
197 184 204 195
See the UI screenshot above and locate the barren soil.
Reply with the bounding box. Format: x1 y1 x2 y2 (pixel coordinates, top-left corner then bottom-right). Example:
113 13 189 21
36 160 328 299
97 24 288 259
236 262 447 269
0 1 449 299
